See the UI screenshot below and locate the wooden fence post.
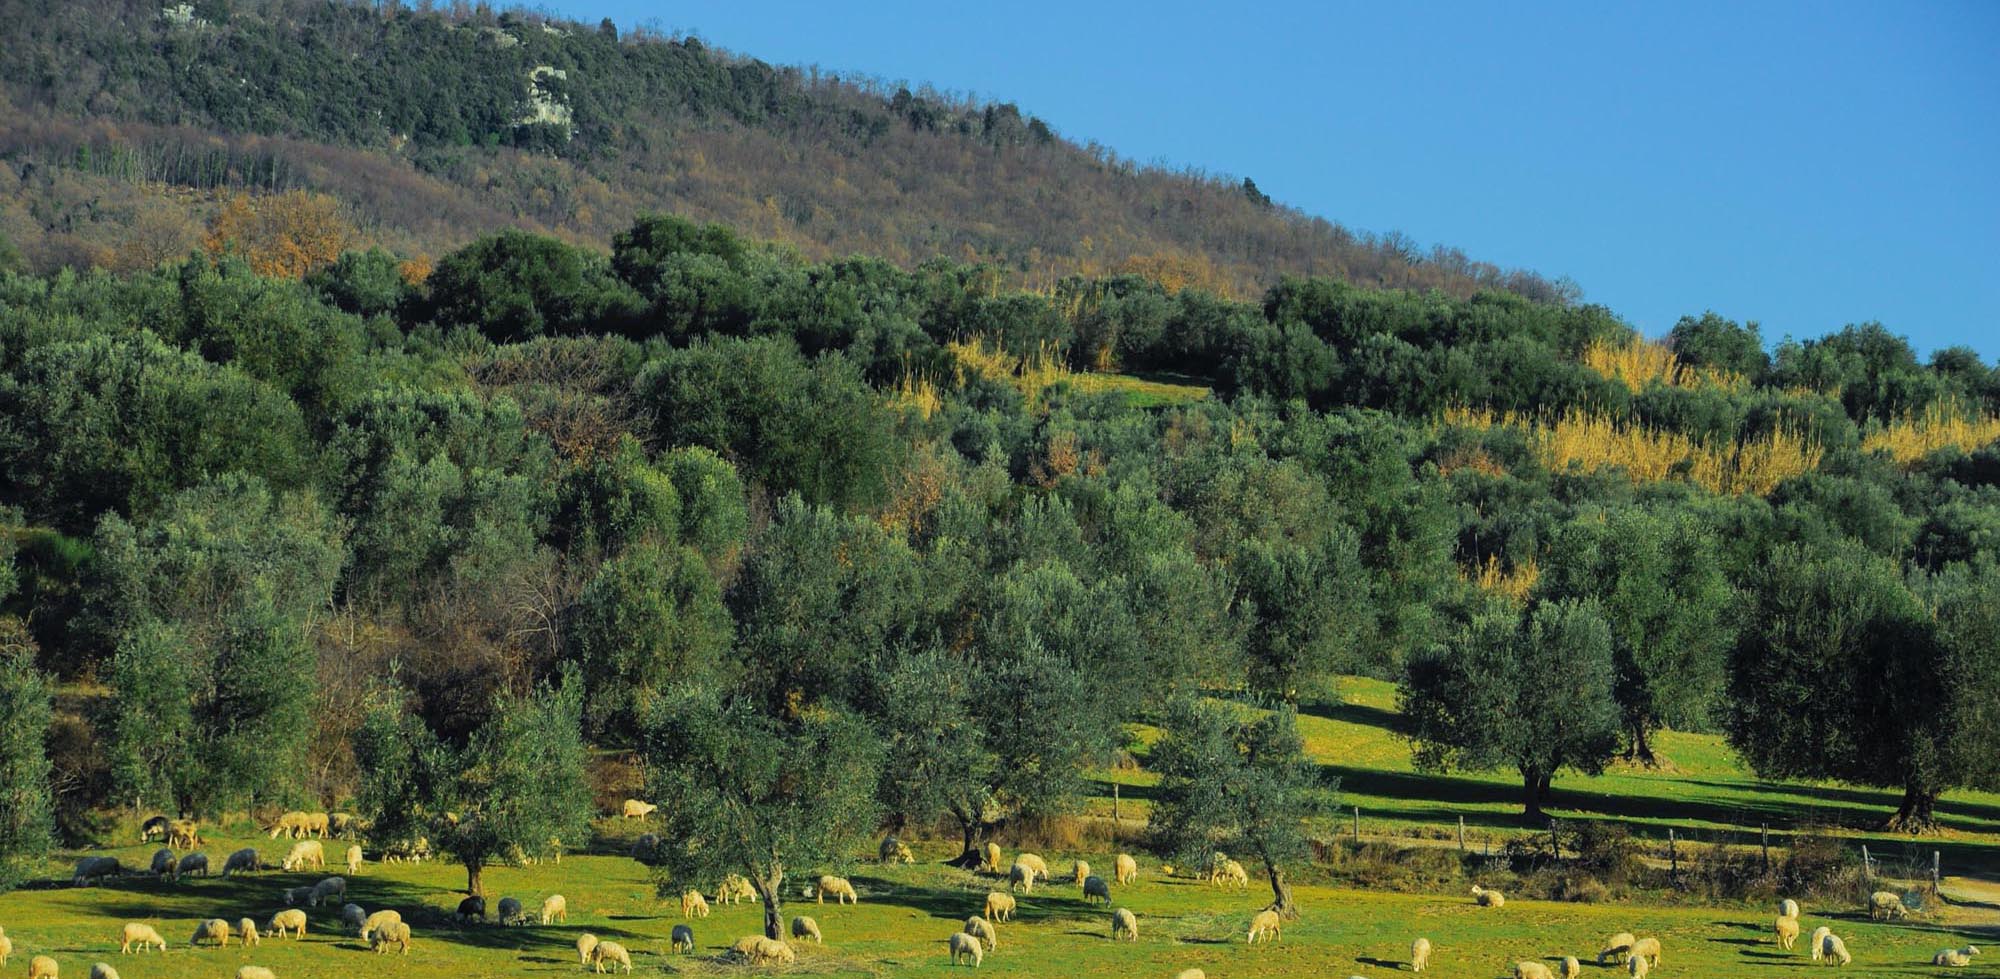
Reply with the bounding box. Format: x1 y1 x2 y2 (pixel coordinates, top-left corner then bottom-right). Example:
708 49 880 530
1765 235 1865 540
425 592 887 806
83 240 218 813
1933 850 1942 895
1668 828 1677 876
1352 806 1361 844
1457 815 1466 854
1550 819 1560 861
1862 845 1872 879
1761 823 1770 874
1111 784 1120 841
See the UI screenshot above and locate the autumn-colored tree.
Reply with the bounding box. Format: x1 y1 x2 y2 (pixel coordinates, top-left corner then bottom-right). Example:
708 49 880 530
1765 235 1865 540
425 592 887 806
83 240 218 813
204 190 352 279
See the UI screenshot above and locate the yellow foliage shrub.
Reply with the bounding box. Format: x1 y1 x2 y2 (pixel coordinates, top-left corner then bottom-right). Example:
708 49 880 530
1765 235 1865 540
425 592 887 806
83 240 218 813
1443 406 1820 496
1863 399 2000 467
1581 338 1746 393
1468 554 1539 602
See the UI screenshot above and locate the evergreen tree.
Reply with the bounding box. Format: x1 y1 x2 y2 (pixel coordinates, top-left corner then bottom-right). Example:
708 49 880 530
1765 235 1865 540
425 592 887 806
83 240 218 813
0 646 53 890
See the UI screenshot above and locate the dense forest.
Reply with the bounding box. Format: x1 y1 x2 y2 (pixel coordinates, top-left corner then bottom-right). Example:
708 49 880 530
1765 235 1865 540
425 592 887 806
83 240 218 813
0 0 1571 303
3 194 2000 905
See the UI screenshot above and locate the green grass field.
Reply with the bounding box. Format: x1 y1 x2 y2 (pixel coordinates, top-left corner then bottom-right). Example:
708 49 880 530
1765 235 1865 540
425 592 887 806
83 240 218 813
5 676 1997 978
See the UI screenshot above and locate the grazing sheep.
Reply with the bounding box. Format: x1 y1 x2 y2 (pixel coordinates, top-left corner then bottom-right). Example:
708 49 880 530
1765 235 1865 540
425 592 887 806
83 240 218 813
174 852 208 879
621 799 657 819
1082 874 1111 904
310 876 346 906
0 929 11 966
1514 963 1553 979
1470 884 1504 907
382 837 429 863
329 813 359 837
680 890 710 918
139 815 169 842
28 957 56 979
1247 909 1282 944
266 909 307 939
369 922 411 955
749 938 794 966
963 916 996 952
305 812 329 838
729 936 762 959
236 968 274 979
190 918 232 948
983 892 1016 922
1014 853 1049 880
72 856 121 886
879 836 915 864
1072 860 1091 886
539 894 567 924
495 898 523 926
1810 926 1832 962
1780 898 1801 919
1776 915 1800 950
344 845 362 876
1114 853 1138 885
1934 946 1979 967
1411 936 1432 972
791 916 823 944
816 875 857 904
1174 972 1205 979
1821 932 1851 966
360 909 402 942
118 923 165 954
166 820 199 849
340 905 366 935
1007 863 1035 894
1111 907 1138 941
147 849 174 879
591 940 632 973
716 874 758 905
670 925 695 954
87 965 117 979
281 886 313 907
455 896 486 922
1560 956 1581 979
981 842 1003 873
1868 890 1908 921
267 811 309 839
221 848 261 877
1220 859 1250 888
1629 937 1661 967
1204 851 1231 883
280 840 323 872
948 931 983 967
236 919 258 948
576 933 599 965
1627 956 1649 979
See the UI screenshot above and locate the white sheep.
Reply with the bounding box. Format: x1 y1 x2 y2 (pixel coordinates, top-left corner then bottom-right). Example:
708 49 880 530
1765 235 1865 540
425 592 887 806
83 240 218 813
1779 898 1801 919
716 874 757 904
1008 863 1036 893
340 905 367 935
1114 853 1138 885
166 819 199 849
1247 909 1282 944
816 875 857 904
1776 915 1800 950
267 811 309 839
360 909 402 941
1082 874 1112 904
221 847 261 877
1560 955 1581 979
190 918 232 948
1411 936 1432 972
1629 937 1661 967
344 845 362 876
879 836 914 864
1014 853 1049 880
174 852 208 879
681 890 710 918
963 915 996 952
670 924 694 953
28 956 56 979
0 928 12 966
1934 946 1979 967
1821 932 1851 966
495 897 523 926
147 849 174 879
87 965 117 979
1810 926 1832 962
591 940 632 973
236 919 258 948
576 933 599 965
948 931 984 967
981 842 1003 873
1072 860 1091 886
72 856 121 886
117 923 165 954
539 894 567 924
621 798 657 819
1514 961 1553 979
1627 954 1649 979
1868 890 1907 921
370 921 411 955
280 840 323 872
1111 907 1138 941
235 967 275 979
1220 859 1250 889
266 909 306 939
306 812 329 838
750 938 794 966
792 916 823 944
1470 884 1504 907
1175 971 1205 979
309 876 346 906
983 892 1015 922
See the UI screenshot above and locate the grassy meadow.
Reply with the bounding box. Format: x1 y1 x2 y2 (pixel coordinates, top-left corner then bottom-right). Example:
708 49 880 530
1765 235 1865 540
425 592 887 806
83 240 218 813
5 675 1998 978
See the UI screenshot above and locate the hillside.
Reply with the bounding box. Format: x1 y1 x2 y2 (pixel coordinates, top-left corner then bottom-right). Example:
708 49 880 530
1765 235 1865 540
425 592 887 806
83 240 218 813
0 0 1569 302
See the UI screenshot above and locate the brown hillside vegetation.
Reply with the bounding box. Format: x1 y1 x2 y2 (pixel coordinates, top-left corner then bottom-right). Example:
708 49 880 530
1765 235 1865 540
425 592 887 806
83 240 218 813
0 0 1573 301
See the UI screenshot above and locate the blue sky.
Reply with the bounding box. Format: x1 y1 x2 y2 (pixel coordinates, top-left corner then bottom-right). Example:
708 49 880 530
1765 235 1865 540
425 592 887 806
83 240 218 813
575 1 1998 357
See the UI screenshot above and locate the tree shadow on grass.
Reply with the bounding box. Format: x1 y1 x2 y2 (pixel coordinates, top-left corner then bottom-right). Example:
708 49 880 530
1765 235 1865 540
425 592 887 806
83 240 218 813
1296 698 1407 736
1355 955 1402 968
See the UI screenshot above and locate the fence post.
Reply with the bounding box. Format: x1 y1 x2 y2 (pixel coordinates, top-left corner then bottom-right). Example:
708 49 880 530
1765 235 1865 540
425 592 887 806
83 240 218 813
1111 784 1120 841
1668 828 1677 876
1458 815 1466 854
1550 819 1560 861
1862 845 1872 879
1352 806 1361 844
1761 823 1770 874
1933 850 1942 895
